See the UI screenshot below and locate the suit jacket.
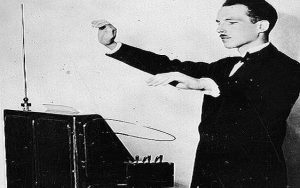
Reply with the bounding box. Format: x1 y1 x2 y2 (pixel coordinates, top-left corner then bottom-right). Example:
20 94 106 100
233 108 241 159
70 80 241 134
107 43 300 187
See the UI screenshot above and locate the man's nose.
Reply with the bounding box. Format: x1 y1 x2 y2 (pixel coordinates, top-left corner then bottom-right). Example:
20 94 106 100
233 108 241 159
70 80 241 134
216 24 225 33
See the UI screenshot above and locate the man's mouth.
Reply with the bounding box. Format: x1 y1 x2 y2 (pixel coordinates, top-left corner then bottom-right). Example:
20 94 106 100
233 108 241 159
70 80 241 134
220 34 231 39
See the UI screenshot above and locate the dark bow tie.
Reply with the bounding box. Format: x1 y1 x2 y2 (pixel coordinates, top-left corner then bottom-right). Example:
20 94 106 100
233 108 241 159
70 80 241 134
240 52 251 63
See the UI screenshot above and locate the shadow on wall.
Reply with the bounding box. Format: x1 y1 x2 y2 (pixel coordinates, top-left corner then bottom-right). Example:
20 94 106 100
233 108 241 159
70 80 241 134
272 13 300 60
275 13 300 188
284 97 300 188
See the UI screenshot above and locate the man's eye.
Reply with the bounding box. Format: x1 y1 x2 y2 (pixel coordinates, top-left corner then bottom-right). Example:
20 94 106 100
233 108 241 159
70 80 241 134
229 22 238 25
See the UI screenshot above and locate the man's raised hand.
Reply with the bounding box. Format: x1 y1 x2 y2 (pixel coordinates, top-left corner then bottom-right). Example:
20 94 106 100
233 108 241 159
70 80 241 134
92 19 117 49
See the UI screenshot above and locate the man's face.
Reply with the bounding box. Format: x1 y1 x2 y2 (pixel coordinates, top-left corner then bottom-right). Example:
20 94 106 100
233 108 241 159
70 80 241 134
216 4 260 49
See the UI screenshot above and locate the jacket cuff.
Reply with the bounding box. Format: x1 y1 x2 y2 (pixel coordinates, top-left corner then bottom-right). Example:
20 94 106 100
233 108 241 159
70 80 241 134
105 42 122 54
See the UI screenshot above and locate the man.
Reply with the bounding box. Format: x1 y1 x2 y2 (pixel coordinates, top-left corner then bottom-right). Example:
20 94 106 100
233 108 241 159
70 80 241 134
92 0 300 187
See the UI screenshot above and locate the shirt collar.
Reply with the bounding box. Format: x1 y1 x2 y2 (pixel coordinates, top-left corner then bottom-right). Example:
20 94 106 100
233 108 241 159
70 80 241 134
241 42 270 57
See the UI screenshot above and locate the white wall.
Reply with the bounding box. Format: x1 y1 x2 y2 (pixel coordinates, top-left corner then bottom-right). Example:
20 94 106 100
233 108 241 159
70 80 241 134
1 0 300 187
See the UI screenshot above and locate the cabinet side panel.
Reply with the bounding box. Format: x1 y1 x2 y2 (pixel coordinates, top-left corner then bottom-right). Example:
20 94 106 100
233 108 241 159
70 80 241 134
4 114 34 188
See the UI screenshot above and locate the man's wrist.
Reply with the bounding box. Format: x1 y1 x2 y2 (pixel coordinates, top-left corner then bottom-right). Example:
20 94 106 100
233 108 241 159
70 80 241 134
106 42 122 54
196 79 205 90
105 42 117 50
198 78 220 97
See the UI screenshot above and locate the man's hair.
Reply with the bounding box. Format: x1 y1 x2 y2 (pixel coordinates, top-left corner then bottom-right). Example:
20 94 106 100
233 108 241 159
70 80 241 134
222 0 278 34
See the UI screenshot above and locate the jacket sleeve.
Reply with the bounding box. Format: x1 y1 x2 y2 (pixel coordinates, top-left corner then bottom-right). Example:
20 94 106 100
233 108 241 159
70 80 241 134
106 43 212 78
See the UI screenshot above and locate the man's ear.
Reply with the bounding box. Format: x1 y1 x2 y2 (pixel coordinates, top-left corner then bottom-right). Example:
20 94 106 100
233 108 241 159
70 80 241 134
257 20 270 33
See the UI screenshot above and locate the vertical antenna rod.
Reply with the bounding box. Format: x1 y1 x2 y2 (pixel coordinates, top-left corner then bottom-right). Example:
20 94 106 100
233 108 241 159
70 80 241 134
21 3 31 111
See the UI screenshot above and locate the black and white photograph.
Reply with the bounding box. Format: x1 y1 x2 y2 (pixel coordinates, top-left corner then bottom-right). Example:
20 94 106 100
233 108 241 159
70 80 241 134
1 0 300 187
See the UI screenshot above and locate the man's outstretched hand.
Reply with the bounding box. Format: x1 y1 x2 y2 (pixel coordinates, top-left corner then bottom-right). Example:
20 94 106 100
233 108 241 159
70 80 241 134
147 72 220 97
